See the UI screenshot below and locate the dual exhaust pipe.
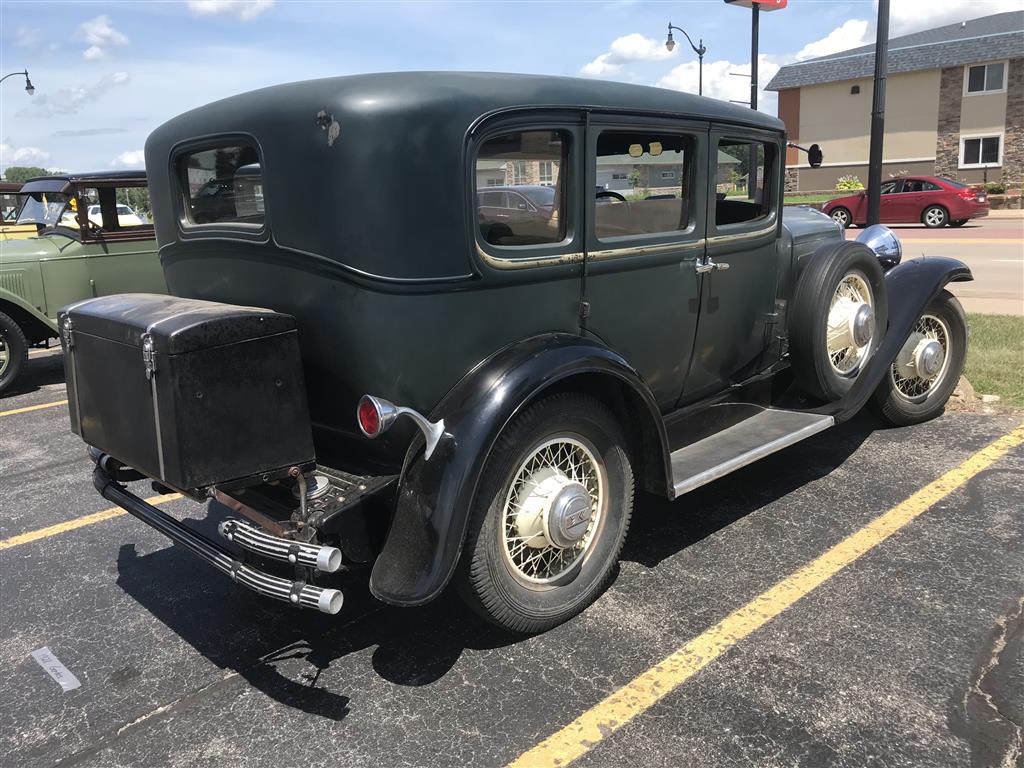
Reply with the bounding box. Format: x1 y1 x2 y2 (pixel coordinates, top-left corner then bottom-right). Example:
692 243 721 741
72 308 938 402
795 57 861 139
93 456 344 615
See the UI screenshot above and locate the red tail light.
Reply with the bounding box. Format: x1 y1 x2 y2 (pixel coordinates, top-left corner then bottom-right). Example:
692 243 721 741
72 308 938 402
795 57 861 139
357 396 381 437
958 188 977 199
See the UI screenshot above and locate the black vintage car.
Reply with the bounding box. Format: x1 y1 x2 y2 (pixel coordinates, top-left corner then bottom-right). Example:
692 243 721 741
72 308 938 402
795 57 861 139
60 73 970 633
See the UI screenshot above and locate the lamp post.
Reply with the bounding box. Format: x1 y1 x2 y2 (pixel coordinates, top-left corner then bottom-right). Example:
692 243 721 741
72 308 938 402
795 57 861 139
0 70 35 96
665 24 705 96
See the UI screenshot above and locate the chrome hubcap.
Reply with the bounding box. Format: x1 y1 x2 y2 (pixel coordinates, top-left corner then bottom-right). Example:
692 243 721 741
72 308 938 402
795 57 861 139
925 208 944 226
827 272 875 376
0 337 8 377
832 210 849 226
891 314 951 401
502 436 605 587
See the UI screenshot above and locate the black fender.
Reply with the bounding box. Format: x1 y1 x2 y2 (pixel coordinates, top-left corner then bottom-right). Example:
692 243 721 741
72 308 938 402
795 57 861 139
816 256 972 423
368 333 669 607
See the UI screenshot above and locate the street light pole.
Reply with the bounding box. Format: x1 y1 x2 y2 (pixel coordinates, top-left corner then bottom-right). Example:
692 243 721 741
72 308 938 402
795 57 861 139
748 3 759 198
866 0 890 226
0 70 35 96
665 24 706 96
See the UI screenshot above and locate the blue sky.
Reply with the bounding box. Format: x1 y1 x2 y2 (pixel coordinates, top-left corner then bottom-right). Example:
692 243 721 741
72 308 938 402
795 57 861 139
1 0 1018 173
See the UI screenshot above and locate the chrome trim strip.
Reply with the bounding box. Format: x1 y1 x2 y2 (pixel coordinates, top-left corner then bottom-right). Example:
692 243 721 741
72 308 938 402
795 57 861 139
705 219 778 247
589 239 704 261
475 244 585 270
671 414 834 498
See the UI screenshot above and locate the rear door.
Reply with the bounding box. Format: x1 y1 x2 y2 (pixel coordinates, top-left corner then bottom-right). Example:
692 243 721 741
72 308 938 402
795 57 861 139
80 184 165 297
582 116 707 411
681 127 783 402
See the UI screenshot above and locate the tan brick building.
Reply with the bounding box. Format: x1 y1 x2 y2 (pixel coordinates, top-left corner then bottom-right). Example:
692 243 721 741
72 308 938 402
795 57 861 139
767 11 1023 191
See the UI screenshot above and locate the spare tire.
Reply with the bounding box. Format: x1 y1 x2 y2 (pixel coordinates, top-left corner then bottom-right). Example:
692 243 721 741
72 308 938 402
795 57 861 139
789 241 888 402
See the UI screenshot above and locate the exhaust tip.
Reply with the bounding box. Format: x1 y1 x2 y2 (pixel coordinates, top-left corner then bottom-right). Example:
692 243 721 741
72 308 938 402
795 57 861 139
316 547 343 573
318 589 344 615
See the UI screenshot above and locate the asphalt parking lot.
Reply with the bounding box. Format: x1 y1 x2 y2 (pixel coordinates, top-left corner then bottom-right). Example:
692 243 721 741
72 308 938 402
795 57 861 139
2 351 1022 768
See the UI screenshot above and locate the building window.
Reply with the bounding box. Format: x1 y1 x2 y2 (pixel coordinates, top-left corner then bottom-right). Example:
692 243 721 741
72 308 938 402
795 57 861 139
965 62 1005 94
611 172 628 180
960 134 1002 168
537 161 553 184
659 171 675 180
850 85 860 95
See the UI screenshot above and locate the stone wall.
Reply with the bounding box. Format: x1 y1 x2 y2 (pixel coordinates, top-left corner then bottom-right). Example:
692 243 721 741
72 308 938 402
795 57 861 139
784 168 799 193
1003 58 1023 187
934 66 963 178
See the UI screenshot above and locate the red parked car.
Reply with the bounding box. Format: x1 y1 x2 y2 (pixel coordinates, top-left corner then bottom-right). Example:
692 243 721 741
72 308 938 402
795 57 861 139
823 176 989 229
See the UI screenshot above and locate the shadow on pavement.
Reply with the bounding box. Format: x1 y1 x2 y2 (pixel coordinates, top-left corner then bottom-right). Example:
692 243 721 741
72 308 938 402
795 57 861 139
113 409 881 721
1 351 65 398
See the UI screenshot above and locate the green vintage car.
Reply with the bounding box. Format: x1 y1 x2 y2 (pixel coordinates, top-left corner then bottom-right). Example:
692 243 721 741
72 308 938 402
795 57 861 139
0 171 165 393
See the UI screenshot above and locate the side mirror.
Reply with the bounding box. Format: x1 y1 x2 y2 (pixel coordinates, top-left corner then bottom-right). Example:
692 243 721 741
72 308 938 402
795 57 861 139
808 144 823 168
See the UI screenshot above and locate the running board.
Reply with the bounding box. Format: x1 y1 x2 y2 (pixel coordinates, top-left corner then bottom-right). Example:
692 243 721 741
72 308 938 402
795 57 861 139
670 409 834 498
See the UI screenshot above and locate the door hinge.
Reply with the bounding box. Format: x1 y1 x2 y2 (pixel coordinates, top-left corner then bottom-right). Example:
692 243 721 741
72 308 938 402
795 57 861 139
141 333 156 380
578 300 591 320
60 316 74 349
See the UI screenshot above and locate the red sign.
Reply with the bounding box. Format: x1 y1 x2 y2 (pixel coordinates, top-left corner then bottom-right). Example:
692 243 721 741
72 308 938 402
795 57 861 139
724 0 788 10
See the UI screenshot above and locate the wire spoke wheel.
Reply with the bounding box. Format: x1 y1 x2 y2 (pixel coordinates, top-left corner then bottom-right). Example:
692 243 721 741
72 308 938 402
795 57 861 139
501 435 606 588
890 314 951 402
826 272 874 376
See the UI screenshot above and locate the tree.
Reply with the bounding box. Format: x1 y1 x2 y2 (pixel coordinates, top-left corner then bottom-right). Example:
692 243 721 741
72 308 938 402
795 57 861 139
627 167 643 189
3 166 51 183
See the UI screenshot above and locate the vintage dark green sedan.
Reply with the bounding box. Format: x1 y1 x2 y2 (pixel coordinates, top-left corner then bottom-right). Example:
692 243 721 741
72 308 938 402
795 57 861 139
60 73 970 633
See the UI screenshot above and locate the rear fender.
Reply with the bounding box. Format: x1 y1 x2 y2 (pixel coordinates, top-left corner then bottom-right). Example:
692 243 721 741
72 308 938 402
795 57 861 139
817 256 972 423
368 333 668 607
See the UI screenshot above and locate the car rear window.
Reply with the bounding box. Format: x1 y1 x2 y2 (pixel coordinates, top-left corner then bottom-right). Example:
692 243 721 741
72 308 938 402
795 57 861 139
179 143 264 227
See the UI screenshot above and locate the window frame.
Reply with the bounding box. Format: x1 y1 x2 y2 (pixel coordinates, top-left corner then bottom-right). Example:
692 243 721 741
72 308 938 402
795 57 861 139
170 133 269 242
708 128 781 239
958 132 1003 169
587 120 703 259
469 116 581 271
963 61 1007 96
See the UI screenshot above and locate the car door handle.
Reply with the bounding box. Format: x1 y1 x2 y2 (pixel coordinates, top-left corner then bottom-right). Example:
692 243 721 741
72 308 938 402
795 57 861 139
696 259 730 274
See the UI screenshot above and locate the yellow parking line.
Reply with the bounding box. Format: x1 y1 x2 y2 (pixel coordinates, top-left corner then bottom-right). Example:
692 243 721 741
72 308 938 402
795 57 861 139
508 423 1024 768
0 493 182 550
0 399 68 418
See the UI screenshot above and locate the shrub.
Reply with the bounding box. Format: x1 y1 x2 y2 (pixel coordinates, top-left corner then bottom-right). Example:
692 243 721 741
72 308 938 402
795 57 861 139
835 175 864 191
985 181 1006 194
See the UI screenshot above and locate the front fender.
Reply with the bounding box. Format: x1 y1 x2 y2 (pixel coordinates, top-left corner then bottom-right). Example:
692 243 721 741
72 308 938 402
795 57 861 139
0 286 56 333
817 256 972 423
369 333 667 607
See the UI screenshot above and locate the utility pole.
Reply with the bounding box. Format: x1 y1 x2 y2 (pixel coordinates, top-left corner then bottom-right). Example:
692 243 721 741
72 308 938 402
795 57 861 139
866 0 890 225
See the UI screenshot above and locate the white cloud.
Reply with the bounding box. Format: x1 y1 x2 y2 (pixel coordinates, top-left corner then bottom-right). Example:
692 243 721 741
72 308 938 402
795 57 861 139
15 25 40 48
76 15 128 60
658 55 782 115
0 143 52 169
17 72 132 119
886 0 1021 36
581 33 675 77
796 19 871 61
112 149 146 167
187 1 275 21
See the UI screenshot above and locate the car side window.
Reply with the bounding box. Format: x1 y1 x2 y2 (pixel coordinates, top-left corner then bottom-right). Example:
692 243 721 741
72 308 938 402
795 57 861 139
594 131 694 240
923 181 942 192
714 138 776 226
474 130 568 248
179 143 264 227
880 181 899 195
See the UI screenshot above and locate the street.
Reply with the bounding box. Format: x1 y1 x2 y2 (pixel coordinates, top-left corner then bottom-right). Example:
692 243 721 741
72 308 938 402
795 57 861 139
2 354 1021 768
846 213 1024 315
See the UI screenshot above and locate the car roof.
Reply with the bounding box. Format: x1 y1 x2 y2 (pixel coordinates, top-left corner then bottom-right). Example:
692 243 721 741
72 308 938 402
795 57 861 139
19 170 148 196
146 72 784 282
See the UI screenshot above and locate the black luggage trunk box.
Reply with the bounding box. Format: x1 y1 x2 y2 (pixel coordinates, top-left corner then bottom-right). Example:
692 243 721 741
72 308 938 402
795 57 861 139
59 294 315 490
